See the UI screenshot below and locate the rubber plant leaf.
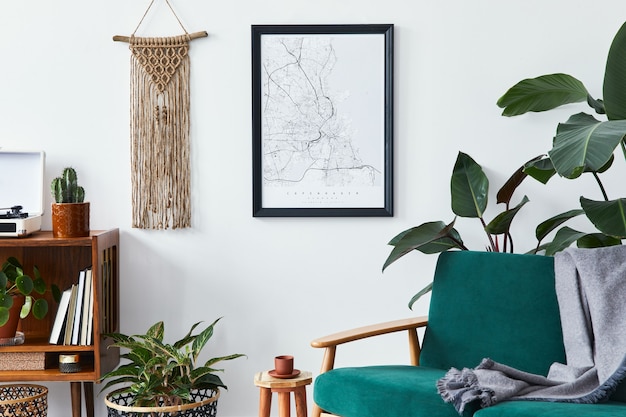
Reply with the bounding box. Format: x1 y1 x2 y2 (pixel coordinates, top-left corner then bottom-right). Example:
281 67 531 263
549 113 626 178
451 152 488 218
408 282 433 310
535 209 585 242
382 220 463 271
497 156 542 205
523 156 556 184
497 73 589 116
577 233 622 249
581 197 626 238
485 196 530 235
544 227 588 256
603 21 626 120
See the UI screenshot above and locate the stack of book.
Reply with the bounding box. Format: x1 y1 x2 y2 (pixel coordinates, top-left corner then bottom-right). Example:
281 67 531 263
49 267 94 346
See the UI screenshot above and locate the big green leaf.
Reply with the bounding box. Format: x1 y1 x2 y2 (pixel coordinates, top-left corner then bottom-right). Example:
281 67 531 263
0 308 8 327
451 152 488 218
31 298 48 320
603 21 626 120
535 209 584 242
549 113 626 178
485 196 529 235
544 227 588 256
581 197 626 238
496 157 542 205
577 233 622 248
523 156 556 184
408 282 433 310
497 73 588 116
382 220 464 271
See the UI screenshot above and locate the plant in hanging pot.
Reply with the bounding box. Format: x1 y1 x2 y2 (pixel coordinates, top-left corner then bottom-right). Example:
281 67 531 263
0 257 59 339
50 167 89 238
101 318 245 417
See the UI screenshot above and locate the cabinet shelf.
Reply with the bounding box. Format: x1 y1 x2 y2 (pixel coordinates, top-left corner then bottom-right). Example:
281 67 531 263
0 229 120 416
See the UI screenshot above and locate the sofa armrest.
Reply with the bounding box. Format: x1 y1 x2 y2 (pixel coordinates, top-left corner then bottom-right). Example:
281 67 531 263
310 316 428 374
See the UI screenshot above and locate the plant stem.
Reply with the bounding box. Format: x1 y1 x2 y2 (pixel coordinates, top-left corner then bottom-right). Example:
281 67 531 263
480 217 497 251
592 172 609 201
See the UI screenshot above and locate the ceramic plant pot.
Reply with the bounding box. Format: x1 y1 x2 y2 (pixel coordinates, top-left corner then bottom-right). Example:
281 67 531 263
51 203 90 238
0 295 24 339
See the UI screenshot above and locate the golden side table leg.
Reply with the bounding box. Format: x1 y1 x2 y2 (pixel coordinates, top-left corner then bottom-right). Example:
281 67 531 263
294 386 308 417
259 387 272 417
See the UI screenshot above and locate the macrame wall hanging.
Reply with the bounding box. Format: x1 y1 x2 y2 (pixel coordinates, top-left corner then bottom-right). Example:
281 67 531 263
114 0 207 229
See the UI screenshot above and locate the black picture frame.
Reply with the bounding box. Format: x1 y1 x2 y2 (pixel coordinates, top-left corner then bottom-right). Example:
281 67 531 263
252 24 394 217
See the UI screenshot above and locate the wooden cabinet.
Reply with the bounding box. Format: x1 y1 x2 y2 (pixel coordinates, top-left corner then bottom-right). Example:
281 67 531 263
0 229 120 417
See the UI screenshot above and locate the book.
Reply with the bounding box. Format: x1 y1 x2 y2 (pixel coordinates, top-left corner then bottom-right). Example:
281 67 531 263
63 284 78 345
71 269 86 345
49 287 73 344
80 268 93 345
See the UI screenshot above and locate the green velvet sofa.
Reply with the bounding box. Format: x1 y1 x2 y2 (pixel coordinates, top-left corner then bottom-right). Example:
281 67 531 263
311 251 626 417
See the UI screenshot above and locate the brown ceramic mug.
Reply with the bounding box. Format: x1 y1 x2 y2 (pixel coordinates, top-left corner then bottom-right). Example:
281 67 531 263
274 355 294 375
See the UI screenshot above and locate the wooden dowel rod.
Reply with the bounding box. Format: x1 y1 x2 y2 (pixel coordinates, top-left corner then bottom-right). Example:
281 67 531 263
112 31 208 43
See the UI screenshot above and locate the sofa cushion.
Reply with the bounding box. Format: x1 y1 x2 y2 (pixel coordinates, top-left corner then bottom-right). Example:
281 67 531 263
313 365 475 417
420 251 566 375
474 400 626 416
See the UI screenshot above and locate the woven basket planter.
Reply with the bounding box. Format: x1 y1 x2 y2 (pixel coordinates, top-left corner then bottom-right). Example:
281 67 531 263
0 384 48 417
105 388 219 417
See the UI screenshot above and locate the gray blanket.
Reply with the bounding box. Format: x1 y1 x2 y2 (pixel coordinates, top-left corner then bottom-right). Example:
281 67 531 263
437 245 626 414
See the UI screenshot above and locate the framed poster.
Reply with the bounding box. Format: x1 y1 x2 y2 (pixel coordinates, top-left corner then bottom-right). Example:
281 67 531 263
252 24 394 217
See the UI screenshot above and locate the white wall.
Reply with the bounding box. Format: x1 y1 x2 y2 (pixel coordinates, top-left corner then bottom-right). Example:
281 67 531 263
1 1 625 416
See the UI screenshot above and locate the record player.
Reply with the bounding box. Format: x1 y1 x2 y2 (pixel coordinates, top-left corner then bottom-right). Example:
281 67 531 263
0 150 44 237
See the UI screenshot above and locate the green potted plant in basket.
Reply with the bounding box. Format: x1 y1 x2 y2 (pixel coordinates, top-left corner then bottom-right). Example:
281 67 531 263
383 22 626 309
0 257 60 339
50 167 90 238
101 318 245 417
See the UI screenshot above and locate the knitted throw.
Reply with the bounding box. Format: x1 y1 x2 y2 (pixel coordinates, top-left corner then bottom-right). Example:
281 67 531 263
129 35 191 229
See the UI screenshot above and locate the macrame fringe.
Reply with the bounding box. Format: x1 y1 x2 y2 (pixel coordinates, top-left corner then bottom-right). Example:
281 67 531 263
129 36 191 229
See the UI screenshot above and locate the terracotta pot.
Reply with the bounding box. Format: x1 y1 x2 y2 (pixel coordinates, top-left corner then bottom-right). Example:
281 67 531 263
51 203 90 238
0 295 24 339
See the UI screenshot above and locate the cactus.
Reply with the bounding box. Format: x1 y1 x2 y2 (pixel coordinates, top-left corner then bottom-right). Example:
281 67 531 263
50 167 85 203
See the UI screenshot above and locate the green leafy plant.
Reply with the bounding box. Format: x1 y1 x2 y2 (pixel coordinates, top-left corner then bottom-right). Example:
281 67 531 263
384 22 626 309
0 257 60 326
383 152 543 308
101 319 245 408
496 21 626 248
51 167 85 203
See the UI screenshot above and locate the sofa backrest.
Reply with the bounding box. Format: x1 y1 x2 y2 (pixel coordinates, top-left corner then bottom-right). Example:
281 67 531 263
419 251 565 376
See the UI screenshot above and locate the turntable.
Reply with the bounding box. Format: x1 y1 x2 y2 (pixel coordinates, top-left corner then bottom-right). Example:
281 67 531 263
0 150 44 237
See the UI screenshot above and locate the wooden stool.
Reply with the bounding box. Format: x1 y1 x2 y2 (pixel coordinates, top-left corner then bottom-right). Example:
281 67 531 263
254 370 313 417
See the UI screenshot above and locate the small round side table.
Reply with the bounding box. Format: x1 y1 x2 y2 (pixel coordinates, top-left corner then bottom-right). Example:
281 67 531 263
254 370 313 417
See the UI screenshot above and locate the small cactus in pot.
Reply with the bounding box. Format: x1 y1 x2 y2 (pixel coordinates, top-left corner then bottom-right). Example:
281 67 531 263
50 167 90 238
51 167 85 204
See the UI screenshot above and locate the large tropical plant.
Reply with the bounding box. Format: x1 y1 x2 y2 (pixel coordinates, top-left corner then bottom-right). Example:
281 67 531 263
384 23 626 309
496 21 626 246
101 318 245 408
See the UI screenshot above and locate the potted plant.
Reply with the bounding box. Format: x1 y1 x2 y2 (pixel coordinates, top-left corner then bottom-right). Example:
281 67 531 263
0 257 59 339
384 22 626 308
101 318 245 417
50 167 89 238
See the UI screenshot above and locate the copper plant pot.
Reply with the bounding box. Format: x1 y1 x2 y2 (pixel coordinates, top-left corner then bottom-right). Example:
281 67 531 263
51 202 90 238
0 295 24 339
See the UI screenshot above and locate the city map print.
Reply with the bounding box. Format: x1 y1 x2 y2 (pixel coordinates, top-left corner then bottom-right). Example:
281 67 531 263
260 33 385 208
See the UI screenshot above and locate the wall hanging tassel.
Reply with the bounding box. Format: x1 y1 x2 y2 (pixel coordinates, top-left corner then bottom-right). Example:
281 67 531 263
114 0 207 229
